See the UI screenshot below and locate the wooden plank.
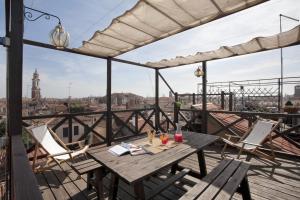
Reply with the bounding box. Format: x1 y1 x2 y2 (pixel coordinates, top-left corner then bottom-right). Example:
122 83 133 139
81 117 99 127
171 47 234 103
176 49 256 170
35 143 300 200
42 170 70 200
51 164 88 200
35 173 55 200
147 176 186 200
215 162 250 200
10 135 42 200
63 162 99 200
179 159 233 200
71 159 102 175
77 163 102 175
197 160 241 199
146 168 190 200
71 159 98 168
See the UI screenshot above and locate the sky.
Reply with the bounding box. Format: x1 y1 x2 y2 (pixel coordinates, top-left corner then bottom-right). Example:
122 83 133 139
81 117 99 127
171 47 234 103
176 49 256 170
0 0 300 98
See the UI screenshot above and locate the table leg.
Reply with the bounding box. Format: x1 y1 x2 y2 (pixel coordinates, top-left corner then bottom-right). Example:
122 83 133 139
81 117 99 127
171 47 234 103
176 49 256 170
240 176 251 200
134 181 145 200
109 173 119 200
197 150 207 178
95 168 105 200
87 171 93 190
170 163 178 175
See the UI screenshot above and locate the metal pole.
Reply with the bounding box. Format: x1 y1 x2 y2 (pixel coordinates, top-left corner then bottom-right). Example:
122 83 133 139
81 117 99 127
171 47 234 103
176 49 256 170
278 78 281 112
279 14 299 109
280 14 283 109
155 69 160 131
106 59 112 146
202 61 207 134
174 92 179 125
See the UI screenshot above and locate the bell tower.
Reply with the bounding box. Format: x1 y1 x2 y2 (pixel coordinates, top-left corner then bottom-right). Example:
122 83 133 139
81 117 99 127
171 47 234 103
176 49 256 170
31 69 41 101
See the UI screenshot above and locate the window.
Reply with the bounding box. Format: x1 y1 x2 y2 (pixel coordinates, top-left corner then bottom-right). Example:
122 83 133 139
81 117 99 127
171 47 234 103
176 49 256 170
74 126 79 136
63 127 68 138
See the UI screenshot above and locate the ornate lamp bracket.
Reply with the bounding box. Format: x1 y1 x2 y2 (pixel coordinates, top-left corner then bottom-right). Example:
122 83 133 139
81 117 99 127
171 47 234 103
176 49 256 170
24 6 61 24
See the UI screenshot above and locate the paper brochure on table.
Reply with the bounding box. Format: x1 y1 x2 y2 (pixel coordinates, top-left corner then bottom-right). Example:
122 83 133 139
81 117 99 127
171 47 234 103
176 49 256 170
108 142 147 156
138 138 178 155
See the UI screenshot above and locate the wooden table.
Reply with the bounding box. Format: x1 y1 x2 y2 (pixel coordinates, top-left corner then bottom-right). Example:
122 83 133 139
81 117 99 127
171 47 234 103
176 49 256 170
87 132 219 200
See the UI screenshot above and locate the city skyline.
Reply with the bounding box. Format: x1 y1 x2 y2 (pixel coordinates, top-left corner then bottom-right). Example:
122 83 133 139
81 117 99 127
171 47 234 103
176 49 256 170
0 0 300 98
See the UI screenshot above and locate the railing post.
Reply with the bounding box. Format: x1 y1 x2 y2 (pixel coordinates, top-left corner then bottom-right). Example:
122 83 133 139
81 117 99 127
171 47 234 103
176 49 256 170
221 91 225 110
68 116 73 143
192 93 196 104
6 0 42 199
155 69 160 131
229 92 233 111
135 111 139 134
174 92 179 126
106 58 112 146
202 61 207 134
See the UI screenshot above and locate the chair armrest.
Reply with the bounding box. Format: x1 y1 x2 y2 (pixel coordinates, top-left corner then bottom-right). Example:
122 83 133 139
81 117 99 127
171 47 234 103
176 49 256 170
225 134 241 140
65 140 83 146
65 140 86 148
241 141 262 147
225 134 241 138
48 151 73 158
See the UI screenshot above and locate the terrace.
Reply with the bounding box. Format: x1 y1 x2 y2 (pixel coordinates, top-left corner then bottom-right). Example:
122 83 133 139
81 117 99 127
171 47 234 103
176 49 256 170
1 0 300 200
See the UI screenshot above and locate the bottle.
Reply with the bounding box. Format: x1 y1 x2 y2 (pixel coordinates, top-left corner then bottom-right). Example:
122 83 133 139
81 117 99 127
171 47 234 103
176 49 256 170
174 123 183 142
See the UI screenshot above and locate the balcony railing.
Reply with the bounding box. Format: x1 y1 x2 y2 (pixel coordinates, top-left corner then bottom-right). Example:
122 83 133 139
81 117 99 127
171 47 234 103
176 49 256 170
5 106 299 199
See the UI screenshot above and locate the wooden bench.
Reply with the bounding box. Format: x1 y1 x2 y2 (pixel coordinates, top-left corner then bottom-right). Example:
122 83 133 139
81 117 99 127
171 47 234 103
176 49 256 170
71 159 102 191
179 158 251 200
146 168 190 200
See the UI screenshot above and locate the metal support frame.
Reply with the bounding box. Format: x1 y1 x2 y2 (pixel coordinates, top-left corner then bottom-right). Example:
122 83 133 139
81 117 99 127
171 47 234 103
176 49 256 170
106 59 112 146
279 14 299 109
202 61 207 134
158 71 175 95
155 69 160 131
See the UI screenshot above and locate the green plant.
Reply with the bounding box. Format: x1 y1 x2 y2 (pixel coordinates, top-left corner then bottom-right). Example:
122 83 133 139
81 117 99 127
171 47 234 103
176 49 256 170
70 103 85 113
175 101 182 108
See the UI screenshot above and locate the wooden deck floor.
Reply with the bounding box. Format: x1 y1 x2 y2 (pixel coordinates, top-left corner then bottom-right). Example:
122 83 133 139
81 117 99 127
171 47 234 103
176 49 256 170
35 145 300 200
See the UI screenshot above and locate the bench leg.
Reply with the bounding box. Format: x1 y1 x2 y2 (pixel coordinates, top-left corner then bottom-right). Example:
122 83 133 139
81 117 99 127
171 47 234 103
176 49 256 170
197 150 207 178
134 181 145 200
240 176 251 200
109 173 119 200
87 171 93 190
95 168 105 200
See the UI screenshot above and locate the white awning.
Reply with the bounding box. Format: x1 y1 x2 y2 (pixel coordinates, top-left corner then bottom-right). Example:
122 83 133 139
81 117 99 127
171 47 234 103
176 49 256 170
146 25 300 68
77 0 268 57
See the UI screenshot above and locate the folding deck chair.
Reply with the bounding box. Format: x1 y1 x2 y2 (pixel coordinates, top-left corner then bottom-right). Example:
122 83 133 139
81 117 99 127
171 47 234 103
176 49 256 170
221 118 281 163
26 124 89 172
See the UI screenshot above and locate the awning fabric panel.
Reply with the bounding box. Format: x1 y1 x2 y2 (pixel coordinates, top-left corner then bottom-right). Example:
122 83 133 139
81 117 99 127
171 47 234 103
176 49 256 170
145 25 300 68
77 0 268 57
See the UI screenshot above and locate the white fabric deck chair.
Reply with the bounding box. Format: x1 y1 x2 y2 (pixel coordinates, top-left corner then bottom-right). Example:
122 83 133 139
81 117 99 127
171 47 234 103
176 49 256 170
27 124 89 172
221 118 280 163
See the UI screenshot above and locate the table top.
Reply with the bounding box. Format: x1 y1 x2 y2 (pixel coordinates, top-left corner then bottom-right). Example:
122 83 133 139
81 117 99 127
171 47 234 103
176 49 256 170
87 132 219 184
